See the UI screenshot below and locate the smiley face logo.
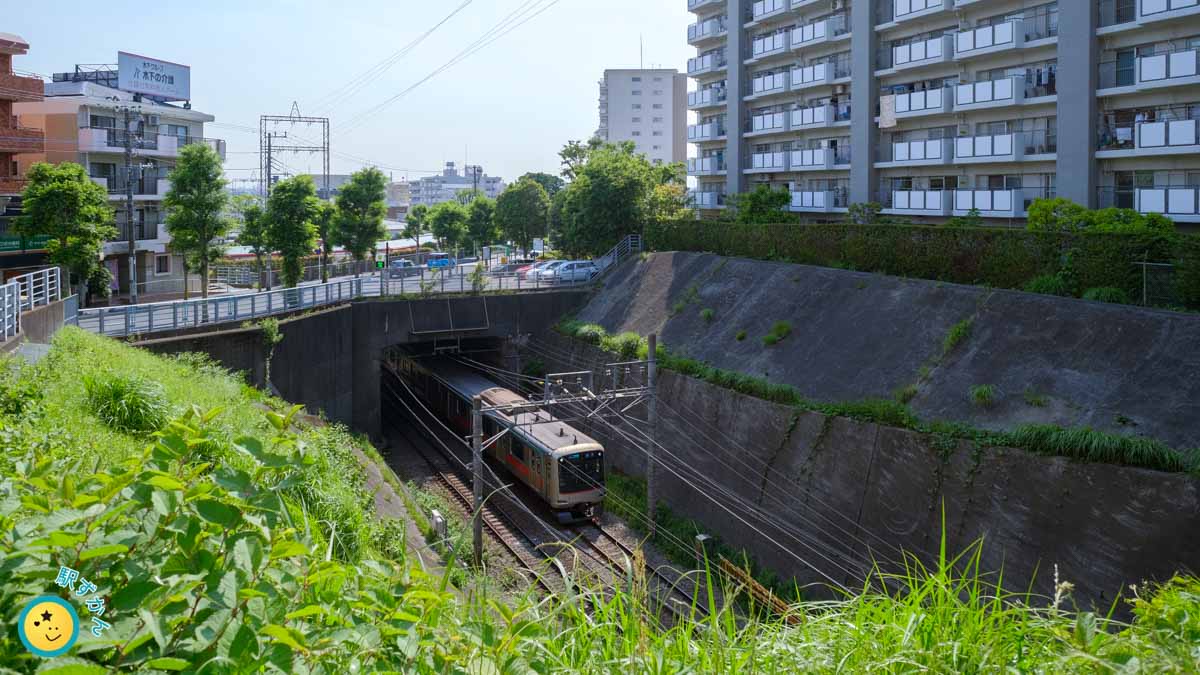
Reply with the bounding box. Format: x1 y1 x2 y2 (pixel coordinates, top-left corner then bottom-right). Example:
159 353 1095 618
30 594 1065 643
17 595 79 658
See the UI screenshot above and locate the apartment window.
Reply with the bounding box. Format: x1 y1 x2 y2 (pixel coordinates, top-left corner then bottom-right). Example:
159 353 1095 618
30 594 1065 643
90 114 116 129
632 117 642 123
154 254 171 276
652 131 663 136
653 90 664 95
654 76 663 81
90 163 117 179
632 76 642 82
167 124 189 142
632 104 642 110
653 159 663 165
632 131 642 136
653 145 662 150
632 90 643 95
653 117 664 123
653 103 663 109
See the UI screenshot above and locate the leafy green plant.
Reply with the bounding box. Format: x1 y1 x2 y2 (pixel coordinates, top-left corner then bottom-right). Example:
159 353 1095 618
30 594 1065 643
1024 273 1073 297
83 372 171 433
574 322 607 345
895 384 919 404
969 384 997 407
762 321 793 346
700 308 715 323
670 300 686 316
942 318 974 356
1008 425 1194 472
1083 286 1131 304
468 263 488 293
735 330 747 341
1023 389 1048 407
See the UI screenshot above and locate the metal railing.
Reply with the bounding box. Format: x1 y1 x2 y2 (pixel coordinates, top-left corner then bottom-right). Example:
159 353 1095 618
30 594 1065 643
1099 0 1138 26
78 236 646 338
1 281 18 341
14 267 63 312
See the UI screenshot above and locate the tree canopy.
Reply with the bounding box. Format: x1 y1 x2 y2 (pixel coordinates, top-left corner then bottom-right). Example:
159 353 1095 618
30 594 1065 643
1026 198 1175 234
495 178 550 254
17 162 116 302
334 167 387 274
558 142 685 256
265 175 319 287
405 203 428 248
427 201 468 252
313 201 339 281
518 172 565 197
164 143 230 299
233 195 269 290
466 196 498 251
558 138 604 180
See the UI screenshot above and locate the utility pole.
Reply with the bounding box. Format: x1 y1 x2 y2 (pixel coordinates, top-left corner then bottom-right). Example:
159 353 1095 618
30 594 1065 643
646 332 658 536
122 106 138 304
471 395 484 567
263 131 287 291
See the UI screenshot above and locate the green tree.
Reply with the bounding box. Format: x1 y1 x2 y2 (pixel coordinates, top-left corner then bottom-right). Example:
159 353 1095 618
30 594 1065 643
1026 198 1093 233
427 201 469 252
558 142 683 256
548 189 567 250
233 195 270 291
164 143 229 300
17 162 116 304
495 178 550 254
455 188 483 206
265 175 319 288
466 196 498 253
335 167 387 277
558 137 604 180
728 184 791 224
405 203 428 250
313 201 339 282
519 171 565 197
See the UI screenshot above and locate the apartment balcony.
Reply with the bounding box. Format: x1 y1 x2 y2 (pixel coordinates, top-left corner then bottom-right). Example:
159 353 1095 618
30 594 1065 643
0 71 44 102
890 35 953 72
953 76 1031 113
954 21 1024 61
103 222 170 256
1097 119 1200 159
878 138 952 167
688 156 727 175
688 122 726 142
890 87 952 120
889 0 954 25
749 32 789 62
1136 50 1200 91
688 53 728 76
790 189 848 213
882 190 952 216
953 133 1029 164
953 189 1024 217
790 147 851 171
791 14 849 51
1137 186 1200 222
747 111 788 137
688 87 728 109
749 0 789 25
688 0 723 14
688 17 728 45
92 176 171 201
0 125 43 154
78 128 227 161
1139 0 1200 23
747 151 788 173
791 104 851 130
748 71 789 99
790 63 836 91
691 190 727 209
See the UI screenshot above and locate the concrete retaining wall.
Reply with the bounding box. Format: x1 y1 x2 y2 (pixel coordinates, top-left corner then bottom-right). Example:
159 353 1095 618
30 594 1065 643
532 331 1200 609
577 252 1200 450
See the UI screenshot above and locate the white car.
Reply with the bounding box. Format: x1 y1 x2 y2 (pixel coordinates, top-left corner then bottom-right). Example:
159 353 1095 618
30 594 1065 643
554 261 599 283
522 260 556 281
528 261 566 281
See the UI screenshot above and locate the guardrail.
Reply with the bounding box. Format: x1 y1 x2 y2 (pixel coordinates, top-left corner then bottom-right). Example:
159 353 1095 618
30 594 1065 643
77 236 645 339
1 281 18 342
1 267 63 343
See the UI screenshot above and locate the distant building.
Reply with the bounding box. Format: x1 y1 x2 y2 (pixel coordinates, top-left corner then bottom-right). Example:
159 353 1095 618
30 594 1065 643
410 162 505 207
596 68 687 165
386 180 411 220
17 56 223 301
0 33 47 271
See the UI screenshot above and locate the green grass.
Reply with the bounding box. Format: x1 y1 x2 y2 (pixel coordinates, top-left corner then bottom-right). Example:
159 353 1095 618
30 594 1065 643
1024 389 1049 407
1084 286 1132 304
1025 273 1074 297
942 318 974 356
83 372 171 434
970 384 997 407
700 307 715 323
895 383 919 404
762 320 793 346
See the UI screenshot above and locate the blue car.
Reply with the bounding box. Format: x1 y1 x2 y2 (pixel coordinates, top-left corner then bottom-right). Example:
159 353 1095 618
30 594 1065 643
426 252 456 269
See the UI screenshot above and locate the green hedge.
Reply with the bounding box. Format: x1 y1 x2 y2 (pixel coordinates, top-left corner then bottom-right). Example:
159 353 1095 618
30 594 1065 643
644 220 1200 309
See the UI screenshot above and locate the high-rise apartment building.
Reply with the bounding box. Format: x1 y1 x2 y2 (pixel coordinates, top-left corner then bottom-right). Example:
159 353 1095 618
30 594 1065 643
597 68 688 165
686 0 1200 225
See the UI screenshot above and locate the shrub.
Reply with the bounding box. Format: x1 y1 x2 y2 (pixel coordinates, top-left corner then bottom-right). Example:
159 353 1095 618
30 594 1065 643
1026 198 1093 233
1083 286 1131 304
700 308 715 323
942 318 974 356
1024 273 1073 297
574 323 607 345
1023 389 1048 407
735 330 747 341
83 372 170 433
610 332 644 360
969 384 997 407
761 321 793 346
895 384 918 404
847 202 882 225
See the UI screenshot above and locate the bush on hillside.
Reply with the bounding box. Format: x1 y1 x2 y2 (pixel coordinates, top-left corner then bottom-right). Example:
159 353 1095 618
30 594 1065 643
83 372 170 434
1083 286 1131 304
1024 274 1073 297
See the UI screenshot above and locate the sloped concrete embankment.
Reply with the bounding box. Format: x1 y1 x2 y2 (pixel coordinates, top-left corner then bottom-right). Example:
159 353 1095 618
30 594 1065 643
577 252 1200 449
532 331 1200 609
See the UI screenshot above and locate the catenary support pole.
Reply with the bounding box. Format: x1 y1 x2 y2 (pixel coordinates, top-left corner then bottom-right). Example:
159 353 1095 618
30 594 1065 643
472 394 484 567
646 333 658 536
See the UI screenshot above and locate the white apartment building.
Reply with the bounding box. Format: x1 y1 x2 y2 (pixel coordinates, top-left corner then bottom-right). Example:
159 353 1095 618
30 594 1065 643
16 78 224 299
410 162 505 206
596 68 688 165
686 0 1200 226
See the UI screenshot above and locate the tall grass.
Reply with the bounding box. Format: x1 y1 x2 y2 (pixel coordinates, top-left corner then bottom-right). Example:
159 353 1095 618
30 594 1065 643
83 372 171 434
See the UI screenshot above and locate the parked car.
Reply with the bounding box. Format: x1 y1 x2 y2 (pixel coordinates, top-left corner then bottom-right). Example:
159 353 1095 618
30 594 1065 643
387 259 420 279
527 260 566 282
521 260 556 281
427 252 456 269
554 261 599 283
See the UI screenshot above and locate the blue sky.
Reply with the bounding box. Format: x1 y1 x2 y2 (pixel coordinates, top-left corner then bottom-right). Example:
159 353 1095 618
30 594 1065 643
12 0 692 185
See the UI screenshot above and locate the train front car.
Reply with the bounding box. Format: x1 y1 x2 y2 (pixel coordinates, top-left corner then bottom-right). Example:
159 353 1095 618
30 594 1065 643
506 410 607 524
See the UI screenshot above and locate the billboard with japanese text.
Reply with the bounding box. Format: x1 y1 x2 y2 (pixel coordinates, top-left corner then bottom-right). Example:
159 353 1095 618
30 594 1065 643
117 52 190 101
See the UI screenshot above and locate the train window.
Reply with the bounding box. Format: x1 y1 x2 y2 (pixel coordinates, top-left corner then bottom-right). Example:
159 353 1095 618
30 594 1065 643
558 451 603 494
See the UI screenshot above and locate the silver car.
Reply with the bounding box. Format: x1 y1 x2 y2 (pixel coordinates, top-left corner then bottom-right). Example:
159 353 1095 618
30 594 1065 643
554 261 599 283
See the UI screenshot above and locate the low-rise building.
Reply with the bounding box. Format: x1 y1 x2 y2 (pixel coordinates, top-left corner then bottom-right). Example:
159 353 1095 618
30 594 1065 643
0 33 47 271
410 162 505 206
